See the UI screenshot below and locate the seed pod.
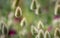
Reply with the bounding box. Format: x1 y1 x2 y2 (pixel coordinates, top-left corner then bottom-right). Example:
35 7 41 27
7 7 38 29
39 29 44 38
54 0 60 15
30 0 37 10
36 29 44 38
1 22 7 35
44 31 51 38
37 20 44 29
54 28 60 38
14 8 23 23
15 6 22 17
35 5 41 15
15 0 19 7
31 25 38 35
20 17 27 27
12 0 20 9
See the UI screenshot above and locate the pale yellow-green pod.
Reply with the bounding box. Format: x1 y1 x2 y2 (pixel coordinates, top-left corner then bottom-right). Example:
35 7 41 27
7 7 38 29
36 29 44 38
20 17 27 27
44 31 51 38
37 20 44 29
35 4 41 15
15 6 22 17
54 0 60 15
54 28 60 38
30 0 37 10
11 0 17 10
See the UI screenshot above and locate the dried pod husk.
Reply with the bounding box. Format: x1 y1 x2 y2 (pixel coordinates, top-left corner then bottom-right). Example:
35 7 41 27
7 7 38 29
54 28 60 38
15 6 22 17
30 0 37 10
44 31 51 38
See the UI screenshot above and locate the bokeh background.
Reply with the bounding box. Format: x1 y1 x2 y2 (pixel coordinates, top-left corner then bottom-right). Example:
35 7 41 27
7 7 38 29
0 0 60 38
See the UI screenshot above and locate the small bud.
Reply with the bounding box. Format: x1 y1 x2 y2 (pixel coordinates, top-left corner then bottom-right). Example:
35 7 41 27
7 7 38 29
8 29 16 36
14 17 23 23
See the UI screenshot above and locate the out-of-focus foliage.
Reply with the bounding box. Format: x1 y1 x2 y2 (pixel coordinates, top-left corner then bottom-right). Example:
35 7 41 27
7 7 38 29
0 0 60 38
